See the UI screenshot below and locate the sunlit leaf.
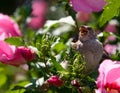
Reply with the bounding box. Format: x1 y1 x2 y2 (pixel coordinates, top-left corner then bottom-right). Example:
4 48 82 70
52 42 67 53
99 0 120 26
4 37 23 46
0 74 7 88
50 55 66 72
11 86 25 90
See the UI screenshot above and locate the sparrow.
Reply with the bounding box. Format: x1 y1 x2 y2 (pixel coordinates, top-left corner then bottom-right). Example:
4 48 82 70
71 25 103 73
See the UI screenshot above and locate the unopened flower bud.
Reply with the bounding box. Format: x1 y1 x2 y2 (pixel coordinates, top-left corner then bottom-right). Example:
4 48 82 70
19 46 35 61
71 79 80 87
47 76 63 87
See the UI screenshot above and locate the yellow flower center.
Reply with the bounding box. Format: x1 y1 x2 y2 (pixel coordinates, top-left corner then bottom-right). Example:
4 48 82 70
105 82 119 93
106 88 119 93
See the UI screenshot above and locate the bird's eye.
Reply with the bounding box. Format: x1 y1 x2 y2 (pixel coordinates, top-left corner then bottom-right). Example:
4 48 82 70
87 27 92 31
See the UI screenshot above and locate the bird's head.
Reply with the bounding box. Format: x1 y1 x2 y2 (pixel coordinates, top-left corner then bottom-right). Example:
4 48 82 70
79 25 96 41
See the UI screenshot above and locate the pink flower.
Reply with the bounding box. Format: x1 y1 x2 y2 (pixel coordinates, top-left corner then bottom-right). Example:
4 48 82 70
31 0 47 16
105 24 117 33
104 44 117 55
104 20 118 33
106 36 116 42
0 41 34 66
70 0 106 13
76 12 91 22
47 76 63 87
71 79 80 87
27 16 46 30
27 0 47 30
0 14 22 40
96 59 120 93
0 14 34 66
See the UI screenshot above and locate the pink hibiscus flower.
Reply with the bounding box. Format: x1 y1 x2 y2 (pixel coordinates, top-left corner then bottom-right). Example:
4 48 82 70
96 59 120 93
70 0 106 13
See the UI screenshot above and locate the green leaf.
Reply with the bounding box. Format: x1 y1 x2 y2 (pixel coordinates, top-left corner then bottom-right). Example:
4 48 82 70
6 81 30 93
50 55 66 72
4 37 23 46
99 0 120 27
52 42 67 53
0 74 7 88
11 86 25 90
11 80 29 90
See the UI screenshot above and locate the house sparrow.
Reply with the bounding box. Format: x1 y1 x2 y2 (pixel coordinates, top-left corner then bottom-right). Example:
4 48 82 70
71 26 103 73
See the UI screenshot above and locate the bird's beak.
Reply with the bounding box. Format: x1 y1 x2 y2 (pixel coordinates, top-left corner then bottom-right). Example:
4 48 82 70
79 26 88 36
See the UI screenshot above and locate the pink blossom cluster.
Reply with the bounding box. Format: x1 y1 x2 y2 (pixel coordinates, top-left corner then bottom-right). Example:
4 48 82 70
0 14 34 66
104 20 118 55
27 0 48 30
